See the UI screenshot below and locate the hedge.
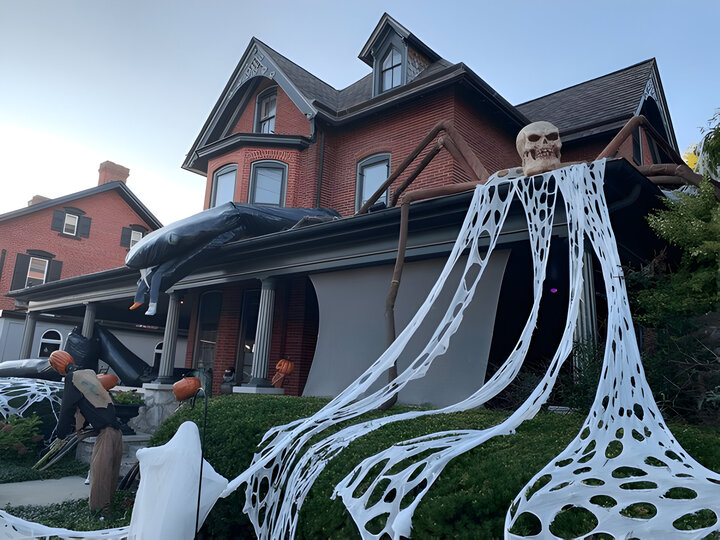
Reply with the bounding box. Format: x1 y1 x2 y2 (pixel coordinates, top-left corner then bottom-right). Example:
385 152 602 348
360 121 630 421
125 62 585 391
149 395 720 539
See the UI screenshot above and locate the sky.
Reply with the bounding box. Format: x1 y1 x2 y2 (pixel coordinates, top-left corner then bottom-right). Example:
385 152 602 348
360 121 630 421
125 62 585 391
0 0 717 225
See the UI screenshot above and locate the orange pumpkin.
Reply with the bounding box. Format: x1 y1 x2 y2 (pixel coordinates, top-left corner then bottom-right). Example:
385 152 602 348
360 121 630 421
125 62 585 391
275 358 294 376
97 373 119 391
49 350 75 376
173 377 202 401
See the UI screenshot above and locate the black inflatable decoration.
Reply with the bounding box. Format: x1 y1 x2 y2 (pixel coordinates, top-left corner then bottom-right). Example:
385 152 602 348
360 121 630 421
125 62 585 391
126 203 339 313
95 325 153 387
0 358 61 381
64 326 100 372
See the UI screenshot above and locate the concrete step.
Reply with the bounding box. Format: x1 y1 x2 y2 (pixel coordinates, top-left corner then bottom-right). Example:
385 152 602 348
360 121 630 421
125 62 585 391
76 432 151 477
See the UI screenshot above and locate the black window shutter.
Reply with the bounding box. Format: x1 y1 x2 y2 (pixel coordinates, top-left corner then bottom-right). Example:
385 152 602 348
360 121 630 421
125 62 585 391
51 210 65 232
10 253 31 291
77 216 91 238
47 259 63 282
120 227 132 247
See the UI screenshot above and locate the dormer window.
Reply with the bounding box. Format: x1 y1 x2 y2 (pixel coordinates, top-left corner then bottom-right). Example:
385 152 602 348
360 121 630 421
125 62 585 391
381 48 402 92
255 87 277 134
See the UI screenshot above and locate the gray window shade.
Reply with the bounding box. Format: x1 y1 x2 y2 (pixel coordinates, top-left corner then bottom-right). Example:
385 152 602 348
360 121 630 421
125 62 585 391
211 167 237 208
249 161 287 207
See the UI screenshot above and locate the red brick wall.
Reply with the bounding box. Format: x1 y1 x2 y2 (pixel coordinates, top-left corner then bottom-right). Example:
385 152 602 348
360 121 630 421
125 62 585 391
211 286 243 396
231 79 311 138
204 147 307 210
321 89 458 216
266 277 318 396
0 190 155 311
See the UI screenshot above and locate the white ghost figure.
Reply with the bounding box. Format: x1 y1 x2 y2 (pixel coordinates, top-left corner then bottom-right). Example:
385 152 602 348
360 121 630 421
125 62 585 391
128 421 228 540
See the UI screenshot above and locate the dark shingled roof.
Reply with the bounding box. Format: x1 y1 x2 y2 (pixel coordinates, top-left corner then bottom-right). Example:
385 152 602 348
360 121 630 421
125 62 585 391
259 40 340 110
516 59 655 140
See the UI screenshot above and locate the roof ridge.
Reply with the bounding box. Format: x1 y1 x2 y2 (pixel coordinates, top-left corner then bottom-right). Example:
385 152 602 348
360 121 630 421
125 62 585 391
254 37 340 95
516 58 656 107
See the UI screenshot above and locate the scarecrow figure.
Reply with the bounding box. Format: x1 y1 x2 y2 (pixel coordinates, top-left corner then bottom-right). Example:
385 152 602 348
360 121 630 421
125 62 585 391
49 350 123 510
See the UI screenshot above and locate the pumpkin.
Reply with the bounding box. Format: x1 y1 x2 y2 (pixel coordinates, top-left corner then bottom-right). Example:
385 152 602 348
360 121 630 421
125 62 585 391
97 373 119 391
271 358 294 388
173 377 202 401
49 350 75 376
275 358 294 376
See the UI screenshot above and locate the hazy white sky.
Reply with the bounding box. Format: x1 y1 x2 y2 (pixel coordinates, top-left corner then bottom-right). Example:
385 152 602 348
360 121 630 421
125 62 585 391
1 0 717 225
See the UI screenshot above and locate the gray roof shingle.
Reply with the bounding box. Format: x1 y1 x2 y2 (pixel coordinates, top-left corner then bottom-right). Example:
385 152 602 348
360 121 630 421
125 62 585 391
516 60 655 138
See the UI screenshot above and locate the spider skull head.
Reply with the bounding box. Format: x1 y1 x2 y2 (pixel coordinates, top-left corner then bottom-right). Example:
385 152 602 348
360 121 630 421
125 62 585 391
516 121 562 176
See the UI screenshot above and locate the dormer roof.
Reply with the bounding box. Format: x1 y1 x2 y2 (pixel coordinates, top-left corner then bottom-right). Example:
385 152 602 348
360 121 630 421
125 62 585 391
357 13 442 67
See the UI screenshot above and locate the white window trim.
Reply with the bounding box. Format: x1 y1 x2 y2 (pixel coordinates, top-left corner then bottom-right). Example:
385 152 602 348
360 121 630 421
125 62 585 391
249 160 288 207
63 214 78 236
26 257 48 287
356 153 391 211
130 230 143 248
38 329 63 358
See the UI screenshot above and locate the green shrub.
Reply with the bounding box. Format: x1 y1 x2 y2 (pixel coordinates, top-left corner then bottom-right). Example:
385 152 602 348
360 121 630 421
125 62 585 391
147 394 720 539
6 490 135 530
0 414 43 459
112 390 144 405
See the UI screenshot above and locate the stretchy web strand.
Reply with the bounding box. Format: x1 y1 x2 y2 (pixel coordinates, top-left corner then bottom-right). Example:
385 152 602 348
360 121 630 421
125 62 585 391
0 378 62 420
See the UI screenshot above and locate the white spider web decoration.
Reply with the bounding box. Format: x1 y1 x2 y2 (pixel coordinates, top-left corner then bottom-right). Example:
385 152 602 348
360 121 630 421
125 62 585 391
0 377 63 421
228 159 720 539
2 160 717 539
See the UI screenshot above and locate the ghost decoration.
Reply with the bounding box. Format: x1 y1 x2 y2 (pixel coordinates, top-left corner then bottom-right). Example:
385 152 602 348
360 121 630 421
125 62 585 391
516 121 562 176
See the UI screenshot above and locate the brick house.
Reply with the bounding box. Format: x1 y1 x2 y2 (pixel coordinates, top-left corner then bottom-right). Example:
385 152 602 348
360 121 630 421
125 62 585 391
0 161 163 361
10 14 682 403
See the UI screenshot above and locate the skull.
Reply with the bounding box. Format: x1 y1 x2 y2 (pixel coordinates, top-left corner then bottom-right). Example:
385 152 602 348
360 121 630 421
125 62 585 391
516 121 562 176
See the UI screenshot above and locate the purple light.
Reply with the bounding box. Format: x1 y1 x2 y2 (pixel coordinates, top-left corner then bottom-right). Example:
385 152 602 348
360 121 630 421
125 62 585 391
550 288 558 293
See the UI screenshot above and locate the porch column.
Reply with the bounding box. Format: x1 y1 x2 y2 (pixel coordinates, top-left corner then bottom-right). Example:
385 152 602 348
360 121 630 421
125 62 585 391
81 302 97 339
248 278 276 387
19 311 38 359
155 292 180 383
574 249 598 345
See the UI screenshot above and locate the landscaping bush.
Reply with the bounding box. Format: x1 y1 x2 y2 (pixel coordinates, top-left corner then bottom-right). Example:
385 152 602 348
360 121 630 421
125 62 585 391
147 395 720 539
0 414 43 459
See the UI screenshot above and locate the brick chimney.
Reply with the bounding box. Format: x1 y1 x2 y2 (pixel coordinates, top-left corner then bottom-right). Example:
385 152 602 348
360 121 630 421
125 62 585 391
28 195 50 206
98 161 130 186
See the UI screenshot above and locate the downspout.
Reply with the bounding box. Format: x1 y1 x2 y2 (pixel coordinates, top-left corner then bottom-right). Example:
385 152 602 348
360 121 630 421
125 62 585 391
315 129 325 208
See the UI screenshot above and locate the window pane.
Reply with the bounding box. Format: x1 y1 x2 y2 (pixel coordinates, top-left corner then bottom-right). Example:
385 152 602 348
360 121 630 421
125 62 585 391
252 166 284 205
63 214 78 235
213 168 236 207
260 116 275 134
361 159 389 206
391 49 401 66
262 94 276 118
382 51 393 70
130 230 143 248
392 65 402 88
26 257 48 287
382 69 393 91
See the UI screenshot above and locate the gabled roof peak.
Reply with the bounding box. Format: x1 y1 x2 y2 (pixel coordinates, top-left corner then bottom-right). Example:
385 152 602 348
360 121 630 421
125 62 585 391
358 13 441 67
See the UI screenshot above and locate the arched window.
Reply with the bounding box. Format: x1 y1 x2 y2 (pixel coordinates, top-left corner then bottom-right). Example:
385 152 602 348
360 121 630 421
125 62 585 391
249 160 288 207
255 87 277 134
153 341 163 369
356 153 391 211
211 165 237 208
38 329 63 358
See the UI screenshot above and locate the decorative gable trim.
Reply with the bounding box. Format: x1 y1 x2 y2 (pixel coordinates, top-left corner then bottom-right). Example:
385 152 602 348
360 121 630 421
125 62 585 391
185 40 317 174
635 64 677 151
